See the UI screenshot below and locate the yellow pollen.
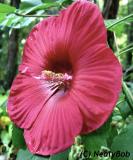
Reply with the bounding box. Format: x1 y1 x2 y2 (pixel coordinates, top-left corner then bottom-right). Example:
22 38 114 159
42 70 65 82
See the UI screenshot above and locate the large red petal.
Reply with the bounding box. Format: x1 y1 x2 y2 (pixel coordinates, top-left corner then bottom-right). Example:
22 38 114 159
7 73 58 129
24 91 83 155
70 46 122 133
21 0 106 73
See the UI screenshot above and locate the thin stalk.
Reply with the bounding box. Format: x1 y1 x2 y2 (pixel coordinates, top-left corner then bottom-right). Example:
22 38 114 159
118 47 133 57
120 43 133 51
114 32 133 112
107 13 133 29
15 12 58 18
116 99 125 106
114 33 120 56
122 81 133 112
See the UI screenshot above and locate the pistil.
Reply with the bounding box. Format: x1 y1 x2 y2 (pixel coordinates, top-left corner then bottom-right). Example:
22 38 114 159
42 70 72 91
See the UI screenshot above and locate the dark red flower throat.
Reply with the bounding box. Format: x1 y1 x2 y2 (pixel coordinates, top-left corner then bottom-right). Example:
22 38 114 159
43 52 73 92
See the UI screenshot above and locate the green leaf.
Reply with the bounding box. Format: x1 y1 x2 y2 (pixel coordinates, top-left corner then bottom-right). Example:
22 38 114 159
19 2 59 14
17 149 50 160
16 146 70 160
111 124 133 160
0 2 60 28
1 130 11 146
50 149 70 160
12 124 26 149
16 149 33 160
107 126 118 148
0 13 6 23
42 0 53 2
0 3 16 13
20 0 42 10
82 120 111 153
0 99 7 112
0 13 35 28
0 95 7 115
117 101 132 119
105 14 133 31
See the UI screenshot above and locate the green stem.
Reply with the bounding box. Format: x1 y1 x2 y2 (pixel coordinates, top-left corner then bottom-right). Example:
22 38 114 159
122 81 133 112
114 33 120 56
114 32 133 112
118 47 133 57
120 43 133 51
116 99 125 106
15 12 58 18
107 13 133 29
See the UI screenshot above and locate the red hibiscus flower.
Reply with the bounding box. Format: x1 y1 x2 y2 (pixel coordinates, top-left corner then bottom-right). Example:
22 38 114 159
7 0 122 156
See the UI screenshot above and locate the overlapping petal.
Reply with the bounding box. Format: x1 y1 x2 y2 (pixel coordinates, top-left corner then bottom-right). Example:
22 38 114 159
20 0 107 74
70 46 122 133
24 92 83 155
7 73 59 129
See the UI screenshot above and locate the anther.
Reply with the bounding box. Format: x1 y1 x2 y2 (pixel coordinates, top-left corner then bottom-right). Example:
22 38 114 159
42 70 72 91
